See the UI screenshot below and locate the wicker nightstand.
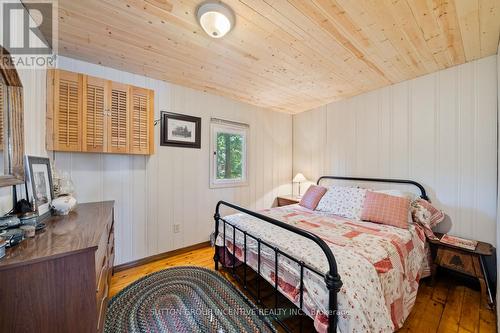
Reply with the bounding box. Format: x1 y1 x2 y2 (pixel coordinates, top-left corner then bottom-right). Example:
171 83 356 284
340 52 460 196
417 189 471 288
276 195 301 207
428 233 495 308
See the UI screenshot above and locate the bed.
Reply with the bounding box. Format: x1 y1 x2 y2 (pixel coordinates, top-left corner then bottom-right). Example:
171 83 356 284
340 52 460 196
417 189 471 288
213 176 432 333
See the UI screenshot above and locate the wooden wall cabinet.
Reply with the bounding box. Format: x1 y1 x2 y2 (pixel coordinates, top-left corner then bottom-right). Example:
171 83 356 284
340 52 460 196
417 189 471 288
82 75 107 153
47 69 154 155
108 82 130 154
47 69 83 152
130 87 154 155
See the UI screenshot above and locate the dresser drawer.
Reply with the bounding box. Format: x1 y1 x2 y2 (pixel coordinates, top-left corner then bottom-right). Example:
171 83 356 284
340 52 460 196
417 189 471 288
96 289 109 332
96 255 109 332
96 219 114 279
96 255 108 294
107 251 115 287
437 248 476 276
107 228 114 256
108 219 114 240
95 232 108 277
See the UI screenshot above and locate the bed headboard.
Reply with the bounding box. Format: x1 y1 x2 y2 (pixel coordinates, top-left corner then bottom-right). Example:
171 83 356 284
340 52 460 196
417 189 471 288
316 176 429 201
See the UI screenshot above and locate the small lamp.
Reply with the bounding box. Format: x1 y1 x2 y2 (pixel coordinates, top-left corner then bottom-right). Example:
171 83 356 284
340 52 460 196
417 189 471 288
293 173 307 197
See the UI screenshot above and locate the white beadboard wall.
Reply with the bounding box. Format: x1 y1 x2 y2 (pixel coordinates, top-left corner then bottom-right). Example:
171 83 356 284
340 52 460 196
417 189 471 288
294 55 498 245
496 41 499 326
18 56 292 265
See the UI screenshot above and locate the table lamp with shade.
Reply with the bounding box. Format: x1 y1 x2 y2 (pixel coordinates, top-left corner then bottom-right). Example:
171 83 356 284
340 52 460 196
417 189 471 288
293 173 307 197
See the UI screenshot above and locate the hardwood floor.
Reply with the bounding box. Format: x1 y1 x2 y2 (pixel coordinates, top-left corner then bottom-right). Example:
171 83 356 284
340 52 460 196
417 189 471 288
109 246 215 297
110 246 496 333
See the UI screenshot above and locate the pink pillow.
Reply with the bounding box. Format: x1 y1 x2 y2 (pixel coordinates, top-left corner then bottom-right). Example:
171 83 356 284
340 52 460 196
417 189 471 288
299 185 327 210
361 191 410 229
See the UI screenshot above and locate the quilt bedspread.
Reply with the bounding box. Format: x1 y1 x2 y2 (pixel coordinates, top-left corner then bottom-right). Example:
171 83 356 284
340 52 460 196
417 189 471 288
215 204 426 333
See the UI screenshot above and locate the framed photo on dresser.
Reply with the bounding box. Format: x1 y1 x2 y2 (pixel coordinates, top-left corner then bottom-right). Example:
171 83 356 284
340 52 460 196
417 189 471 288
25 156 54 219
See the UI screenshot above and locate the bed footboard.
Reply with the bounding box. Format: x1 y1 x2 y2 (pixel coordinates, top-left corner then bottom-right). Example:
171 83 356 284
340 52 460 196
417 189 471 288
213 200 343 333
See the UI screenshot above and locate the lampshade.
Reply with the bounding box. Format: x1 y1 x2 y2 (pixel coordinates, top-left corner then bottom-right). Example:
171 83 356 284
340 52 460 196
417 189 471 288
197 2 235 38
293 173 307 183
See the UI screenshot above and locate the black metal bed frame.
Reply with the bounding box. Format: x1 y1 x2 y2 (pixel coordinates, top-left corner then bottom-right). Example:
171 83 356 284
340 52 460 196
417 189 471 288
213 176 429 333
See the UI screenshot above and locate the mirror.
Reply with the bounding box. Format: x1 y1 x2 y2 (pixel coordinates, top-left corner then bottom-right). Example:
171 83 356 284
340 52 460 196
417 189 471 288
0 46 25 187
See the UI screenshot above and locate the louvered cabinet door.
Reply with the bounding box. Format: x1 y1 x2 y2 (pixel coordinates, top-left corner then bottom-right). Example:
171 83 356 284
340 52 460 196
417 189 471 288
107 82 130 153
51 70 83 151
83 76 107 152
129 87 154 154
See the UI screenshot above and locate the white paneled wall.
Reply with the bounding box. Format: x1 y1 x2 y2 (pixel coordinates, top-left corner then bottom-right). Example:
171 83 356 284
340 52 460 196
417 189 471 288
294 55 498 245
18 56 292 265
496 41 500 326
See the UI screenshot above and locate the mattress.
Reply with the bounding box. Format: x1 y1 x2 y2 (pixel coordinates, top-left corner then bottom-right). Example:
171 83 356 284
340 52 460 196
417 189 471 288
215 204 427 333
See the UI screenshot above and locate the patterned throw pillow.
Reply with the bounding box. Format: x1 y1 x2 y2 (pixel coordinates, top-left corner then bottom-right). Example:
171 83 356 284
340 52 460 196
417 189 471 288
299 185 327 210
360 191 410 229
411 199 445 240
414 199 445 227
315 185 367 220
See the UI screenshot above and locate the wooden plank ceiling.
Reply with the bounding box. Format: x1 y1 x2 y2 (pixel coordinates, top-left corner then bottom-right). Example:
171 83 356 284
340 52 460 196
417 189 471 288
53 0 500 114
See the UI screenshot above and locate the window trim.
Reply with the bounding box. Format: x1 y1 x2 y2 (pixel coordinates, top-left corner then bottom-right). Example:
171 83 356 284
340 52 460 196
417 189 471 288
209 120 249 189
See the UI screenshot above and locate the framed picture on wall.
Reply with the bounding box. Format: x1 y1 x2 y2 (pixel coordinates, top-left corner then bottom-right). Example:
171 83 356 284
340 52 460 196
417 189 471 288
25 156 54 219
160 112 201 149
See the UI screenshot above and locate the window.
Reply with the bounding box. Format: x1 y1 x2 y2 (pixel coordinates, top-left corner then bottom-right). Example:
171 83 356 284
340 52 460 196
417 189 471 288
210 119 248 188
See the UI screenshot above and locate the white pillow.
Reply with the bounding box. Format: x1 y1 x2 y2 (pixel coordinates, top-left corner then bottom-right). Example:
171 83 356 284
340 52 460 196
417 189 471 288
374 189 418 201
315 185 367 220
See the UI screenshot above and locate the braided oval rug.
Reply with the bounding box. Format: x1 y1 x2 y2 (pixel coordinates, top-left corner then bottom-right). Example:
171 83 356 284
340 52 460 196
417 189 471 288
104 266 276 333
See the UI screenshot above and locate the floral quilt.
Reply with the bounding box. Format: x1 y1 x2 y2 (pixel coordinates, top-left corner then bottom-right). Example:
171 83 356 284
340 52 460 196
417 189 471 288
215 204 427 333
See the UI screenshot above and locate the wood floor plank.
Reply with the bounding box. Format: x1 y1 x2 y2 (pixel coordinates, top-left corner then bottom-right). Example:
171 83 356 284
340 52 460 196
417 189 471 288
402 283 434 332
437 285 465 333
432 278 451 304
109 245 496 332
460 288 481 333
458 328 474 333
415 299 445 332
479 306 497 333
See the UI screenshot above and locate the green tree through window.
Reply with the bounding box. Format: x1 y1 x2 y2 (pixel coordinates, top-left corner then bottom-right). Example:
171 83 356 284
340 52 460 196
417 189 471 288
210 121 248 188
216 132 243 179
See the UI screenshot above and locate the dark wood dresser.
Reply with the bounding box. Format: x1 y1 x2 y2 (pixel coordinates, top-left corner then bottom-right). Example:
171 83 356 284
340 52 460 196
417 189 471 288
0 201 115 333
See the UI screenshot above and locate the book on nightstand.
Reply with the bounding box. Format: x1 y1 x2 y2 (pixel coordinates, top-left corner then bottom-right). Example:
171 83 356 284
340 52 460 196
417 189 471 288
440 234 478 251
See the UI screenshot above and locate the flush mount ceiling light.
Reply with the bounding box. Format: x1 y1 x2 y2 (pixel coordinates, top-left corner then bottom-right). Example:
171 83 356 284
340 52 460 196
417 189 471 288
197 1 235 38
